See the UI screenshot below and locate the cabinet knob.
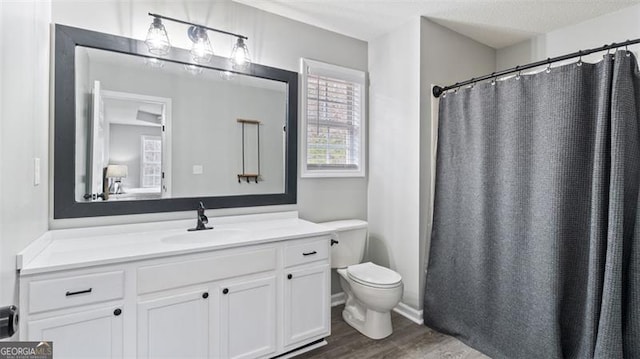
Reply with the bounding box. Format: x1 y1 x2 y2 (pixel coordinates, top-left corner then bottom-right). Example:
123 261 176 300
113 308 122 316
287 274 293 280
222 288 229 294
202 292 209 299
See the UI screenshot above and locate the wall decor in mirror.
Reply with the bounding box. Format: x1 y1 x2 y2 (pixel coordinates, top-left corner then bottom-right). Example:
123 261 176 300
54 25 298 219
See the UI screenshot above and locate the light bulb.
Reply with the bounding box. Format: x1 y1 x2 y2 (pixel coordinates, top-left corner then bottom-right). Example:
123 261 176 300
220 71 234 80
144 57 164 68
188 26 213 63
230 38 251 70
145 17 171 56
184 64 203 76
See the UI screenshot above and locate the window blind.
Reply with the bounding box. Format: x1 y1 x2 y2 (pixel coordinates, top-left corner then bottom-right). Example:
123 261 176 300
305 72 362 170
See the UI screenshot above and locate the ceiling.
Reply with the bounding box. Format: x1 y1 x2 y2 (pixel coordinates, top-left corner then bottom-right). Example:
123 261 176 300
233 0 639 49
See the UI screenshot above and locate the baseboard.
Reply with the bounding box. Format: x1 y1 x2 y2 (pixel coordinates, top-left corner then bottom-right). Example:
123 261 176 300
331 292 345 307
393 302 424 325
331 292 423 325
275 339 327 359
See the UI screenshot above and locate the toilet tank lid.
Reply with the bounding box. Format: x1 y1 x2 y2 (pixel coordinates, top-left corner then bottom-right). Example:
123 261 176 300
318 219 368 231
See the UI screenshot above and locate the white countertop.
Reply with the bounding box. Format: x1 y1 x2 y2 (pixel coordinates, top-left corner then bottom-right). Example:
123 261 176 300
18 211 334 275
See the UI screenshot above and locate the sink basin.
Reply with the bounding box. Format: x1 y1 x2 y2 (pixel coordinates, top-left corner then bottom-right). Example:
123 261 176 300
161 229 247 244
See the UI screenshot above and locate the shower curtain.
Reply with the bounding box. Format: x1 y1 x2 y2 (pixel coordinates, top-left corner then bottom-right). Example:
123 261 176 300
424 51 639 359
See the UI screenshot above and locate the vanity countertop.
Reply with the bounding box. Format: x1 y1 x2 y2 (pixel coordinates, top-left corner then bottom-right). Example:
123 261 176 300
17 211 334 275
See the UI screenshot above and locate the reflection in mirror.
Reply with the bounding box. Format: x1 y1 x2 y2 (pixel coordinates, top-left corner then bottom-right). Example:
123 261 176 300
75 47 287 202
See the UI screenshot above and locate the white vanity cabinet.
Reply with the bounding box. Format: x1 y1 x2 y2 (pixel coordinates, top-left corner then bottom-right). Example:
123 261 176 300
218 275 277 359
282 238 331 351
28 305 124 358
137 288 210 359
18 214 334 359
20 268 126 359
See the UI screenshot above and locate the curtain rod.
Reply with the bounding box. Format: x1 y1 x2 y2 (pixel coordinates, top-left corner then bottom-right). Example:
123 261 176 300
432 37 640 98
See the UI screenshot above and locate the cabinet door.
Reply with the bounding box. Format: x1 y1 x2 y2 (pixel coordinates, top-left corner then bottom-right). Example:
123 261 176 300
137 289 210 359
283 263 331 348
28 306 123 359
219 275 277 359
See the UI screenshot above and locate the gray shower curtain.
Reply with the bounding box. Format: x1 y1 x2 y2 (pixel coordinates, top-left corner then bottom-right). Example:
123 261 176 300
424 51 639 359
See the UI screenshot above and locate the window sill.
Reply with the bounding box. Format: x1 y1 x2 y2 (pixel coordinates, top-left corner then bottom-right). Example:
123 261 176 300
301 169 366 178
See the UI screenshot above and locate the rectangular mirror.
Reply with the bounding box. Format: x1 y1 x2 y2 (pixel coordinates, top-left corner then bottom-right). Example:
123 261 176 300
55 25 297 218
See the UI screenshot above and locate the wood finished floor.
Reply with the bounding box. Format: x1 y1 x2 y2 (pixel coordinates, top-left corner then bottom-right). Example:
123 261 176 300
296 305 490 359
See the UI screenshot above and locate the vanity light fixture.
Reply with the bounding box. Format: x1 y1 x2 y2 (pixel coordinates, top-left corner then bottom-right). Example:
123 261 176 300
144 17 171 56
145 13 251 68
184 64 204 76
144 57 165 68
230 37 251 70
220 71 234 80
187 26 214 63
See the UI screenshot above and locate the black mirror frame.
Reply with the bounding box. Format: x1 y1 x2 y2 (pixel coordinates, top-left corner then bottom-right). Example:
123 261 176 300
53 24 298 219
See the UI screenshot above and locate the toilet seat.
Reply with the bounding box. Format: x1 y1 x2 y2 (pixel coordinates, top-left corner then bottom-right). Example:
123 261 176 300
347 262 402 288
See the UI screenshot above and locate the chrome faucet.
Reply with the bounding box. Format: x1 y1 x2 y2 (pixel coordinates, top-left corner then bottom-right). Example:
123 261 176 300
188 201 213 231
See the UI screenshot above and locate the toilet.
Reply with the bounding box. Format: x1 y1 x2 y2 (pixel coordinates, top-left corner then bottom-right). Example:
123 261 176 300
320 220 403 339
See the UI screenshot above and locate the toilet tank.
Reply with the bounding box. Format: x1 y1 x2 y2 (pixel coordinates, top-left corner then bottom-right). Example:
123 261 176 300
319 220 368 269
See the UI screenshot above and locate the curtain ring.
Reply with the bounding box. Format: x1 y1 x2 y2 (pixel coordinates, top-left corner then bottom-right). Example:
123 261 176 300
515 70 521 80
468 78 475 89
514 66 521 80
576 51 583 67
605 46 612 59
626 42 632 57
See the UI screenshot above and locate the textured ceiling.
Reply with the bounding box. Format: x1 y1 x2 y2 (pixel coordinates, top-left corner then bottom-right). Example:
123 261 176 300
233 0 640 49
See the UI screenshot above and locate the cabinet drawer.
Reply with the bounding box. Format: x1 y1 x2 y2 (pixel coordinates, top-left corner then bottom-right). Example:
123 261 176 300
29 271 124 314
138 247 277 294
284 238 329 267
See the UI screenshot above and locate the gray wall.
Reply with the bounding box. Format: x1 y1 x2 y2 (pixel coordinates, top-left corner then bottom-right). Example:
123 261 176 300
418 17 496 310
0 1 50 323
51 0 368 229
91 60 286 197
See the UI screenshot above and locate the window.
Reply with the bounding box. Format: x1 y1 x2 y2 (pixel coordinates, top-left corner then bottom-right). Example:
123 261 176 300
301 59 366 177
141 135 162 188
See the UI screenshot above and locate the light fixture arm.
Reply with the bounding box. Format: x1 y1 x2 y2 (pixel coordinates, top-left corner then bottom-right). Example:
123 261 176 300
148 13 248 40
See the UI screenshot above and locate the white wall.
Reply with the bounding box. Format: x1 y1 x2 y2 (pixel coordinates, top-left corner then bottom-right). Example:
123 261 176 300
497 4 640 69
368 18 422 309
0 1 50 328
50 0 368 229
367 17 495 312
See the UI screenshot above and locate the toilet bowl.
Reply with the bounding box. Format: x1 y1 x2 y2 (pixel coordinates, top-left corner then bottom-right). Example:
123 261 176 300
337 262 403 339
319 220 404 340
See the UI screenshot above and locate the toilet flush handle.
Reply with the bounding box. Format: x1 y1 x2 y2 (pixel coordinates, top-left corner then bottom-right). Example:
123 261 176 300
330 239 339 246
